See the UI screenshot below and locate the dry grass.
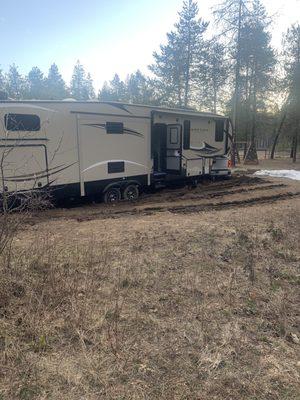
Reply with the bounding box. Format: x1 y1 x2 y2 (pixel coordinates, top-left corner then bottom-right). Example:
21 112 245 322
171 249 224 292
0 201 299 399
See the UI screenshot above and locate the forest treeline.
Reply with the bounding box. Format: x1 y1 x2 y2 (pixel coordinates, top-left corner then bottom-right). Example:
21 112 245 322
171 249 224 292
0 0 299 161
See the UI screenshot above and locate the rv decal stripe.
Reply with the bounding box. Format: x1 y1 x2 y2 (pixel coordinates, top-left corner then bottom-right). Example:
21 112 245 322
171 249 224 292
83 123 106 130
82 160 147 173
123 128 144 137
4 162 77 182
4 164 65 179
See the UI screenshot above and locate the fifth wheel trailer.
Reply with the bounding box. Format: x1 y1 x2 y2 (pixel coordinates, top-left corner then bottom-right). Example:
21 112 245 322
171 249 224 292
0 101 231 203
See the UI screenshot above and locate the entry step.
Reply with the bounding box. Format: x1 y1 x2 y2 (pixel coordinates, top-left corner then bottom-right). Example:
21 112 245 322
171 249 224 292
153 172 167 180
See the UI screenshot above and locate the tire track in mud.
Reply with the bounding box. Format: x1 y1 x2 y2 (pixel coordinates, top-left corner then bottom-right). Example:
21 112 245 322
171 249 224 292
141 175 268 202
166 191 300 215
170 183 286 202
73 187 299 221
28 175 298 224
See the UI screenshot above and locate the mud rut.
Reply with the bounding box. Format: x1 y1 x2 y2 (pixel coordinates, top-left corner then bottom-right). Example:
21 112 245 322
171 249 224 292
32 175 300 223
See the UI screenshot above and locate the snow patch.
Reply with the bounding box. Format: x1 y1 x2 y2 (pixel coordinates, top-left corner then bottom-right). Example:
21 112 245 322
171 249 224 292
254 169 300 181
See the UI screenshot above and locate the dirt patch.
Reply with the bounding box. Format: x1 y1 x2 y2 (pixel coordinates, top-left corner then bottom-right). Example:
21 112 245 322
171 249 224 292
25 174 300 224
0 173 300 399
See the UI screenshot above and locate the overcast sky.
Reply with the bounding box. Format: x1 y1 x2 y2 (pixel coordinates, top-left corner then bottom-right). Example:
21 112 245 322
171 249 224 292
0 0 299 91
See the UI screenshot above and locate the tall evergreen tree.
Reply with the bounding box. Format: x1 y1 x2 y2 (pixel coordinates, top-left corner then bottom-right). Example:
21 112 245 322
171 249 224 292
98 71 155 104
126 70 154 104
98 74 127 102
98 81 115 101
200 40 229 113
0 69 7 99
85 73 95 99
239 0 275 163
70 61 95 100
26 66 46 99
282 24 300 162
150 32 184 106
109 74 127 101
6 64 25 99
46 63 67 100
214 0 251 163
150 0 208 108
0 69 5 91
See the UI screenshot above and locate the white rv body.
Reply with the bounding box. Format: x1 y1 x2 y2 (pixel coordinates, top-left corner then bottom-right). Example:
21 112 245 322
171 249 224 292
0 101 230 202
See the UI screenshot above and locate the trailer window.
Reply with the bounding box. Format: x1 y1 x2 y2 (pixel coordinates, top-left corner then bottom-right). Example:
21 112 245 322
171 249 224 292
169 127 179 144
108 161 125 173
5 114 40 131
183 120 190 149
106 122 124 134
215 119 224 142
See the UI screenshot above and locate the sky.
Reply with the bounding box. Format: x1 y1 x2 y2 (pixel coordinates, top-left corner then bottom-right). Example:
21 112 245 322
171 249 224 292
0 0 299 92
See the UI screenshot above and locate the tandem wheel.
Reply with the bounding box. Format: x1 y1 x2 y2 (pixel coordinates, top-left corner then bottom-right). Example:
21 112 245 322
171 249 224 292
123 184 139 201
103 187 121 204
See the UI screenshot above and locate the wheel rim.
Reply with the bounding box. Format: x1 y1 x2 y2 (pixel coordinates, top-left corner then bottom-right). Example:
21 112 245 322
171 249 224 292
127 189 137 199
125 186 138 200
107 190 119 203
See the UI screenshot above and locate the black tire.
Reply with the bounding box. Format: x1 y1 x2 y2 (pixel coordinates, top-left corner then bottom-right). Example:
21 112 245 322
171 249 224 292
103 188 121 204
123 184 139 201
188 179 198 190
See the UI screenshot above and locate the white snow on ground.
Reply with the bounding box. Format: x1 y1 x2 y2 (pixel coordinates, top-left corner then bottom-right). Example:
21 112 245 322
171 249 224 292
254 169 300 181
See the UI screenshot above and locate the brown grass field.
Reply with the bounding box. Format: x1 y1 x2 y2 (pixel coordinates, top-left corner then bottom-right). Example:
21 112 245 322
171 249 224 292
0 168 299 399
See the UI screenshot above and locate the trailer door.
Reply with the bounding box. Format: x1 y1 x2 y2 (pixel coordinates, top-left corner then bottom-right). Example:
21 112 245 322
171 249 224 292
166 124 182 174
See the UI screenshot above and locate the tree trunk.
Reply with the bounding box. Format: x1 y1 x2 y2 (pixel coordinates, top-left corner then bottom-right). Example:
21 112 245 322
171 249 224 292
270 113 286 159
184 14 192 108
231 0 243 167
244 65 250 160
177 85 183 108
292 121 299 163
290 136 295 159
244 65 258 165
213 87 217 114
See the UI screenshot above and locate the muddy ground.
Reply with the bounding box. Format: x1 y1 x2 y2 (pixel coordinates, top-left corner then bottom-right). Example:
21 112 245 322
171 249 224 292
0 167 299 399
29 172 300 223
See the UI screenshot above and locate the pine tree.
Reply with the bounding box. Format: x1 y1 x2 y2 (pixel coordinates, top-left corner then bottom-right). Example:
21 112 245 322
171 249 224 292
26 66 46 99
0 69 7 100
214 0 251 163
126 70 154 104
200 39 229 112
46 63 68 100
150 0 208 108
283 24 300 162
85 73 95 99
0 69 5 91
70 61 95 100
150 32 184 107
98 74 127 102
98 81 115 101
240 0 275 163
98 71 155 104
109 74 127 101
6 64 25 99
